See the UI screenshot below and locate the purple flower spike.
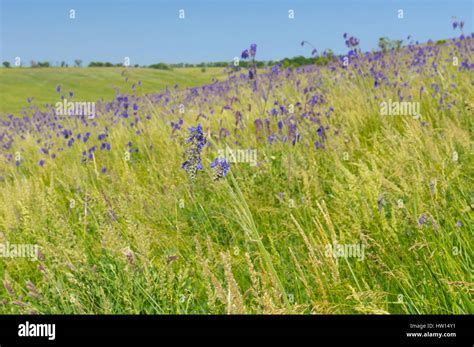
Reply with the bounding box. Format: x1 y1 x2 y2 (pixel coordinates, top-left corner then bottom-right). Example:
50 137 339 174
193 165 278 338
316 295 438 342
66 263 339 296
250 43 257 57
210 157 230 180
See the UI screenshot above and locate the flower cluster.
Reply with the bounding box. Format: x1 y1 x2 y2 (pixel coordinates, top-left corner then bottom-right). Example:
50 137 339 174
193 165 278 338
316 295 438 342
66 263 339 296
452 20 464 31
241 43 258 80
210 157 230 181
343 33 360 48
181 125 231 182
181 124 207 181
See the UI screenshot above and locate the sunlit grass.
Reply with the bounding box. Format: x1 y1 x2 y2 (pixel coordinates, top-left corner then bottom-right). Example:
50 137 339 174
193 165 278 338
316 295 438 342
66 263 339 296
0 41 472 314
0 67 226 114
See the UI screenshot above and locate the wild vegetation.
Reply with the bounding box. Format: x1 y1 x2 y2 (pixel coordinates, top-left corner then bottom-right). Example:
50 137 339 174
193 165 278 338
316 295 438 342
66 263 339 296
0 32 472 314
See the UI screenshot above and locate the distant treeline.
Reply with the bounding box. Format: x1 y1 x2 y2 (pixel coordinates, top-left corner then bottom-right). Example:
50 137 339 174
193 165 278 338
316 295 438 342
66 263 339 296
0 53 337 70
88 61 134 67
149 53 337 70
1 37 450 69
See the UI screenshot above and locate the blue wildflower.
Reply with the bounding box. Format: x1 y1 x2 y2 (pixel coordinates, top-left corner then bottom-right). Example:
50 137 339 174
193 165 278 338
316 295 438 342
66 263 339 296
250 44 257 57
277 120 283 131
185 124 207 151
182 124 207 181
267 133 276 144
248 69 254 79
62 129 71 139
418 214 428 226
271 64 280 74
317 125 326 141
314 141 324 149
210 157 230 181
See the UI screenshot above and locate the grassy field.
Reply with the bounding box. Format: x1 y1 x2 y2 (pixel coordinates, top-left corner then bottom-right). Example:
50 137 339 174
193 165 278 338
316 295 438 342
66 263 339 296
0 39 472 314
0 67 226 114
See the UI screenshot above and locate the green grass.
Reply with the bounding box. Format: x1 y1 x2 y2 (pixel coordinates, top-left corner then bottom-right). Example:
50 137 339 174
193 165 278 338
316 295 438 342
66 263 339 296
0 43 473 315
0 67 226 114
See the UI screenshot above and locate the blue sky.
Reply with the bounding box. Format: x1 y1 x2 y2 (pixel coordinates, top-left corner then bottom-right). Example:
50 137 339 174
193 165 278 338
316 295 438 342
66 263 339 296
0 0 472 65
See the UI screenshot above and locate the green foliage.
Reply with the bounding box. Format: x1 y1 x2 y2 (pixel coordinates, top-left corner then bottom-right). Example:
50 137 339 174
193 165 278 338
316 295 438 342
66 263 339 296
30 61 51 68
378 37 403 52
149 63 172 70
88 62 115 67
0 42 472 314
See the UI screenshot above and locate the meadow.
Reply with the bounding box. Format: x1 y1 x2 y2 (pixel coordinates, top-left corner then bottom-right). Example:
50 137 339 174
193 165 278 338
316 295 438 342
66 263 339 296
0 67 226 114
0 36 472 314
